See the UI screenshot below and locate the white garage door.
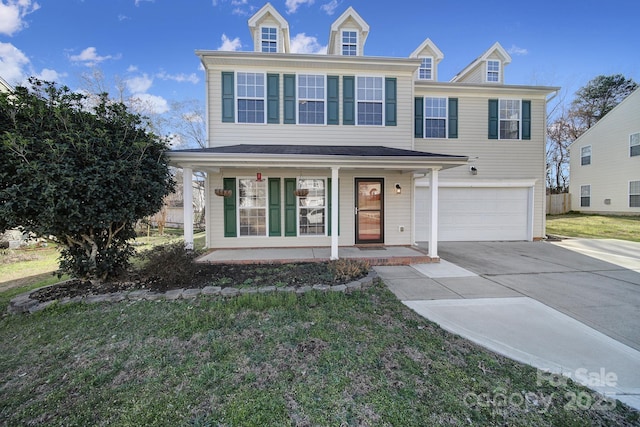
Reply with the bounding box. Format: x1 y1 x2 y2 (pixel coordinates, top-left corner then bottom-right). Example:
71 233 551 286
415 186 530 241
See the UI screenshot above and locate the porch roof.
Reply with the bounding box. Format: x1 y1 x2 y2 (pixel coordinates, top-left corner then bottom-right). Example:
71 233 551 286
167 144 468 172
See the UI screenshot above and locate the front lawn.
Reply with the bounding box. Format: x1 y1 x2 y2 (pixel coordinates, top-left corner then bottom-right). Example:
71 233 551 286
1 283 637 426
546 213 640 242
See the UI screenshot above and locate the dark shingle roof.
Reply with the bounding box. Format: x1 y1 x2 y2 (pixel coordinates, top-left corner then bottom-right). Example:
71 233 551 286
171 144 464 159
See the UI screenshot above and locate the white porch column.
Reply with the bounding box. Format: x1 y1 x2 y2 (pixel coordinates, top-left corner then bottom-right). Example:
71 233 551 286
429 167 440 258
183 167 194 250
331 166 340 260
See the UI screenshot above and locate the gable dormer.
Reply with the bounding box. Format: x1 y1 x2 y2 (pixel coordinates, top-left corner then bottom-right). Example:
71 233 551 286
248 2 290 53
450 42 511 84
327 7 369 56
410 38 444 81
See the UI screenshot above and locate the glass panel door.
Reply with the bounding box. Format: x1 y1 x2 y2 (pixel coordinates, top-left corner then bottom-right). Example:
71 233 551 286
355 178 384 244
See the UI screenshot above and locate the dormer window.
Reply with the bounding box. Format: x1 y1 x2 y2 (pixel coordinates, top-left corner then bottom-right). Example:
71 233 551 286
261 26 277 52
342 30 357 56
419 57 433 80
487 60 500 82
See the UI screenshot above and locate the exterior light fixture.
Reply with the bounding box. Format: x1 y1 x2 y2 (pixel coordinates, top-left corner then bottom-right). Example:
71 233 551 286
395 183 402 194
470 166 478 175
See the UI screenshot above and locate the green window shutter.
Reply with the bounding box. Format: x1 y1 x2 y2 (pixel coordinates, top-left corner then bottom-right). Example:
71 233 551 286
448 98 458 139
522 100 531 140
343 76 355 125
268 178 281 236
221 72 235 123
267 74 279 124
284 178 297 236
283 74 296 124
385 77 397 126
223 178 236 237
414 97 424 138
488 99 499 139
327 75 339 125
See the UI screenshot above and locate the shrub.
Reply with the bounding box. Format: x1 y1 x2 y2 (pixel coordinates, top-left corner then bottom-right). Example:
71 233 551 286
136 242 202 288
327 259 370 282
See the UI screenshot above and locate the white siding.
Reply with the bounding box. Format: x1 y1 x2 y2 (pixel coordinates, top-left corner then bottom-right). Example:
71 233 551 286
206 169 413 248
207 67 414 150
414 92 548 239
569 88 640 214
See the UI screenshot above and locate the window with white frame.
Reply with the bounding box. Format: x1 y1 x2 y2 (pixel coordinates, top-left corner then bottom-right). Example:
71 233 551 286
297 178 326 235
356 76 383 126
261 27 277 52
581 145 592 165
630 181 640 208
487 60 500 82
238 178 267 236
298 74 326 125
342 30 357 56
631 132 640 157
419 57 433 80
580 185 591 207
236 72 265 124
499 99 520 139
424 97 447 138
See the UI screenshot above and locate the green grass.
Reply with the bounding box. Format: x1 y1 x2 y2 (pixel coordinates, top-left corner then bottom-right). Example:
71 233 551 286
546 213 640 242
1 282 637 426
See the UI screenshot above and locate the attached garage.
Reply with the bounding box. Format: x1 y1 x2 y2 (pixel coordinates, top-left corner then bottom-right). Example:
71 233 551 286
415 182 534 242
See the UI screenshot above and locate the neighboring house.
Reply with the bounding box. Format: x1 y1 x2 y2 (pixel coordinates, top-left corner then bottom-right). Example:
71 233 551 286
168 3 558 258
0 75 12 93
569 87 640 214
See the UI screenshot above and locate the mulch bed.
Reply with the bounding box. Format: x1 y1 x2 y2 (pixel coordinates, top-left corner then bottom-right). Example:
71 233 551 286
30 262 366 303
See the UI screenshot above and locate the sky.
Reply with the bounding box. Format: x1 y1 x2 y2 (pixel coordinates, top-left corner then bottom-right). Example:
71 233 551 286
1 0 639 133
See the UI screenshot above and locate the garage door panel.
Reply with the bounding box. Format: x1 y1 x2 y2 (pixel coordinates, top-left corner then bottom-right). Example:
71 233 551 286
416 187 529 242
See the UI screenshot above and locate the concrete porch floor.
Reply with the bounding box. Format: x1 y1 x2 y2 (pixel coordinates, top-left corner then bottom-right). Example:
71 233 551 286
197 245 435 266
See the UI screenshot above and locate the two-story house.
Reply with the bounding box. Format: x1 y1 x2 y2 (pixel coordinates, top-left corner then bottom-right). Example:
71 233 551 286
168 3 558 259
569 87 640 214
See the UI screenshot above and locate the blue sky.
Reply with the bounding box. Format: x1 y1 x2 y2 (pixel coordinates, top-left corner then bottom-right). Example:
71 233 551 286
1 0 639 119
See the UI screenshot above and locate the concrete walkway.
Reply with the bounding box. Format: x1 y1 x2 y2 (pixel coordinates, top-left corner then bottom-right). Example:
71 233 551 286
375 240 640 411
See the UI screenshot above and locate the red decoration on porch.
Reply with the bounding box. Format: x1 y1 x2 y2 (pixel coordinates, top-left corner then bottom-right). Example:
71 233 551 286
256 172 262 181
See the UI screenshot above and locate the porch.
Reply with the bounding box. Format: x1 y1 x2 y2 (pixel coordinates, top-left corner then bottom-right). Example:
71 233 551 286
197 245 435 266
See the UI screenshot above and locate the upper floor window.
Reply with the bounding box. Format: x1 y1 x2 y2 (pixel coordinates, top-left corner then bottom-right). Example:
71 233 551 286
298 74 326 125
238 178 267 236
261 27 277 52
487 60 500 82
631 132 640 157
581 145 592 165
630 181 640 208
419 57 433 80
425 97 447 138
580 185 591 207
298 178 326 236
356 76 383 126
237 72 265 124
499 99 520 139
342 30 357 56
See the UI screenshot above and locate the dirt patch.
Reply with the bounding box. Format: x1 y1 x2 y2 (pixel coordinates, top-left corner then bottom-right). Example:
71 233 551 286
29 262 368 303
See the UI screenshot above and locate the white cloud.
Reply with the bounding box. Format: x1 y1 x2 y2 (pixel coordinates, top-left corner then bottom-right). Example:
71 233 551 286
125 73 153 93
290 33 327 54
217 34 241 51
156 71 199 84
134 0 154 6
508 45 528 56
231 0 247 5
320 0 338 15
130 93 169 114
127 65 138 72
69 47 118 67
118 14 130 21
0 0 40 36
35 68 66 82
0 42 29 83
285 0 314 14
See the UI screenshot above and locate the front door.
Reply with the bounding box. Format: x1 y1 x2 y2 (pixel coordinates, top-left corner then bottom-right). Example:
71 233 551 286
355 178 384 244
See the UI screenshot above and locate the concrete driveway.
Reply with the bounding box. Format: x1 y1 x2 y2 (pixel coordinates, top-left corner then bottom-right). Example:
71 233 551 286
374 239 640 410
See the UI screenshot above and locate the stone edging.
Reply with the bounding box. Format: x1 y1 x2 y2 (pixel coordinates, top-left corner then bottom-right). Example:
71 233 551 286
8 270 378 315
